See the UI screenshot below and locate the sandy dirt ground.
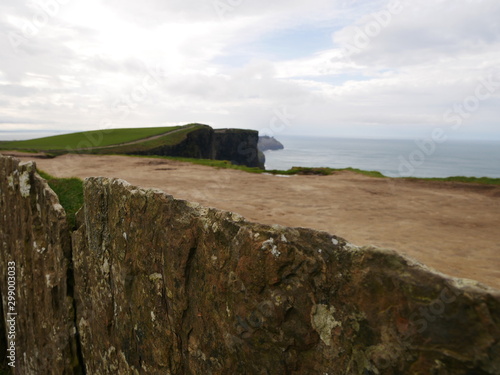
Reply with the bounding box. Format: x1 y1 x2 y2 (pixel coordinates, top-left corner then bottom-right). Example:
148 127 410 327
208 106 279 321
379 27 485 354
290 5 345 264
5 151 500 289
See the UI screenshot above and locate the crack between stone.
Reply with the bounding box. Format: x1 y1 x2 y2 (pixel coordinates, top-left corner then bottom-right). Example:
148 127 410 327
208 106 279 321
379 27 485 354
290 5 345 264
181 244 197 373
67 230 87 375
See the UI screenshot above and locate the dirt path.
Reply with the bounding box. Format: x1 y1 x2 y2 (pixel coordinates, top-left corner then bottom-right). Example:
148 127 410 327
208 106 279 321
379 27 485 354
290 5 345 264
5 152 500 289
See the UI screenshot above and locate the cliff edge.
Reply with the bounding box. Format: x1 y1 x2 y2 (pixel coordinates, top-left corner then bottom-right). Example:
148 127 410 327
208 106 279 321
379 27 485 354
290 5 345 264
0 124 265 169
132 125 264 169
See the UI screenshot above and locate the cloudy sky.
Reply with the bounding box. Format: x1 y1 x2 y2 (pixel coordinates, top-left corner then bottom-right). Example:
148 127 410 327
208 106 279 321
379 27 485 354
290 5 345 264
1 0 499 140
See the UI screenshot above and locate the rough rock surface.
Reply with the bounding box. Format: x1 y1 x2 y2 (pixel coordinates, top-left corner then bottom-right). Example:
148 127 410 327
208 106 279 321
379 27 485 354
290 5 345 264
1 155 500 374
73 177 500 375
0 156 82 374
213 128 263 168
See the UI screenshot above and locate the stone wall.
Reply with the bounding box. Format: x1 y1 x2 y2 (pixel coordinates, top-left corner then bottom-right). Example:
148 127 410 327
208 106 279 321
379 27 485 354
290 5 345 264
0 156 83 374
1 155 500 374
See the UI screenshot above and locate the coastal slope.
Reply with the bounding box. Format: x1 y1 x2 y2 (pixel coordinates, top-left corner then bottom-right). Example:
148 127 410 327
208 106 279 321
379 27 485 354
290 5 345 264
0 124 264 168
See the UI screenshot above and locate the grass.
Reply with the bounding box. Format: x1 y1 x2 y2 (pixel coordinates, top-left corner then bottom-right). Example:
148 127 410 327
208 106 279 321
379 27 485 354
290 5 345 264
23 159 498 233
3 125 497 186
266 166 386 178
0 126 182 151
127 154 500 185
38 171 84 229
128 156 389 177
129 154 266 172
91 124 206 154
405 176 500 185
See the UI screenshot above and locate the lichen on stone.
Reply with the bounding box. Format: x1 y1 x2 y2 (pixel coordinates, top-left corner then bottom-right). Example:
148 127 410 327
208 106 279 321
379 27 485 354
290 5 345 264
7 173 15 189
19 170 31 198
149 273 163 282
311 304 342 346
261 237 281 257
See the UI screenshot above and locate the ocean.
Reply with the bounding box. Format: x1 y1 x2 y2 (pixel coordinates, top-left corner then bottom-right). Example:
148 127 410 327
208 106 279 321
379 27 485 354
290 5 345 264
263 136 500 178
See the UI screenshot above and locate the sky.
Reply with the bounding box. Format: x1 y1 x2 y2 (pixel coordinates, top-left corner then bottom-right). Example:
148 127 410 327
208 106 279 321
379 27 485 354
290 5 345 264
1 0 500 140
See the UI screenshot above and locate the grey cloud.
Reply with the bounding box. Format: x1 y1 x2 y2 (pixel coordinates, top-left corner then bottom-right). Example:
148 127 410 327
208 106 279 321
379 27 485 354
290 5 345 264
102 0 344 26
162 62 308 104
333 0 500 68
0 0 499 139
0 84 41 97
0 21 83 82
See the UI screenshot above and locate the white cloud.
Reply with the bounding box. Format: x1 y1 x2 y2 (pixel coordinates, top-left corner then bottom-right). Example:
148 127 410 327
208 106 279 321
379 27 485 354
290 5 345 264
0 0 499 140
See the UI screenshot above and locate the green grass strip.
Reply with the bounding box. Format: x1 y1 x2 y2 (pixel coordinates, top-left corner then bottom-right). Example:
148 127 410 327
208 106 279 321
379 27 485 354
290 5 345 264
91 124 206 154
126 155 500 184
404 176 500 185
38 171 84 229
0 126 181 151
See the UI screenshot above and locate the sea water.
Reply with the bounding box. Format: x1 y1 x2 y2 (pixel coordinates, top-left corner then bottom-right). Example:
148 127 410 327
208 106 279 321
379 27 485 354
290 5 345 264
263 136 500 178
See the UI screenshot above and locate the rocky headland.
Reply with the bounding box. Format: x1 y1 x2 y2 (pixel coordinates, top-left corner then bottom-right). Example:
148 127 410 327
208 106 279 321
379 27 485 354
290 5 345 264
258 135 284 152
133 125 265 169
0 124 265 169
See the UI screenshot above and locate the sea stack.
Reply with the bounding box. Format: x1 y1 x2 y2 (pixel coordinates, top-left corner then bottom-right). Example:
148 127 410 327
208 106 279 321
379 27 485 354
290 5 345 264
258 135 284 151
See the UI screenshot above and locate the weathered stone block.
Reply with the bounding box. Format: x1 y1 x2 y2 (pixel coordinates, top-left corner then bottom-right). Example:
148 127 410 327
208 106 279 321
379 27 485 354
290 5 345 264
73 177 500 374
0 156 82 374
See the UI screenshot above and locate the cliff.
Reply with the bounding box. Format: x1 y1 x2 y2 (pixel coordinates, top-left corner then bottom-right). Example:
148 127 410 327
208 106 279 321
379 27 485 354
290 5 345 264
214 129 263 168
1 155 500 374
129 125 264 169
0 124 265 169
258 136 284 152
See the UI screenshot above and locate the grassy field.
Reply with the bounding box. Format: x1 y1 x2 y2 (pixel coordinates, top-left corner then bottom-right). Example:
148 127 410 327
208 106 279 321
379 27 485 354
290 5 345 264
0 126 183 151
38 171 84 229
91 124 205 154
